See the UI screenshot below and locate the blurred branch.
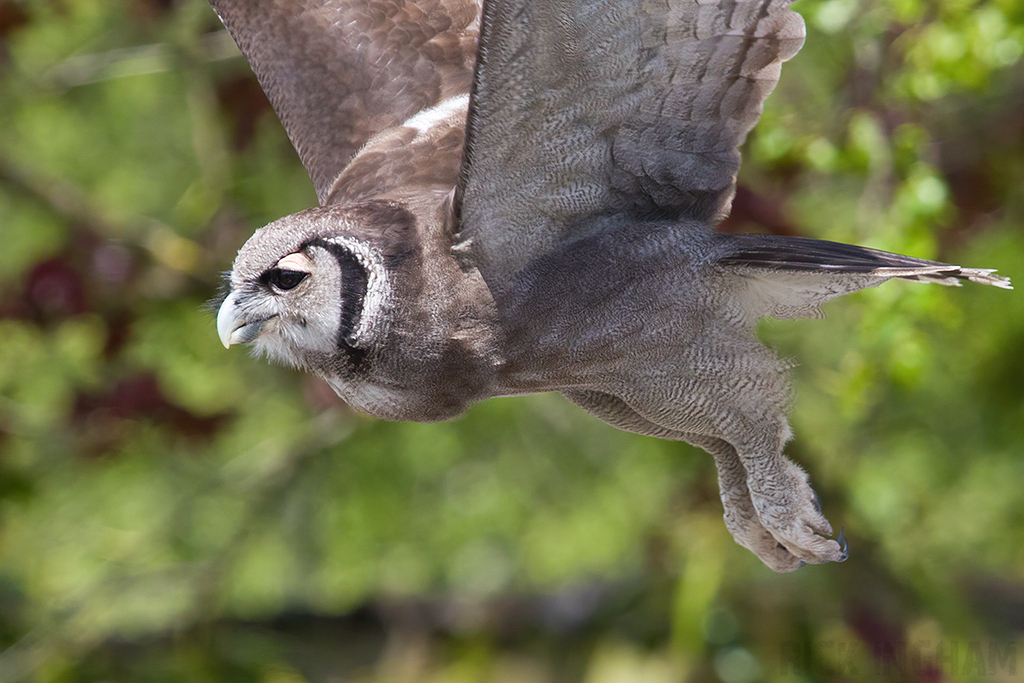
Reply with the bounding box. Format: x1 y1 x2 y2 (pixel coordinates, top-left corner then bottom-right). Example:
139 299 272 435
0 154 206 276
42 31 240 89
0 154 114 233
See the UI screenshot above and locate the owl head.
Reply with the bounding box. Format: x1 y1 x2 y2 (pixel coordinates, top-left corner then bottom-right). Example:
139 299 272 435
215 203 413 375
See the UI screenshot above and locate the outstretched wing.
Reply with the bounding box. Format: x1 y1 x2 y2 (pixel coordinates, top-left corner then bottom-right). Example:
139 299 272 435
456 0 805 294
209 0 481 205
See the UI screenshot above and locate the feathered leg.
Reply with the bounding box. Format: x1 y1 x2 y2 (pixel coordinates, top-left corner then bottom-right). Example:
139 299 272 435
564 389 841 572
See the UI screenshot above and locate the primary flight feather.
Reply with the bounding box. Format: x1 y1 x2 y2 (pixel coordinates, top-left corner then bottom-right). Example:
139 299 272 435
211 0 1010 572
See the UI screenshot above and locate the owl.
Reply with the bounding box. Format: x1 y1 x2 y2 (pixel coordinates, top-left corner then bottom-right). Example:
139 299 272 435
210 0 1010 572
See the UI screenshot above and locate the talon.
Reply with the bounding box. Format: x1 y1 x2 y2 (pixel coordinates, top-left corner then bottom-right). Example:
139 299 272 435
837 527 849 562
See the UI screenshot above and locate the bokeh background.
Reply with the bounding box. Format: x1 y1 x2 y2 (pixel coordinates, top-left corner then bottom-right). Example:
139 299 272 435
1 0 1022 681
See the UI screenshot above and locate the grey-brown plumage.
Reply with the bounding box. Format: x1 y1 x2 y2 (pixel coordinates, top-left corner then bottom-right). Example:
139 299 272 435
212 0 1010 572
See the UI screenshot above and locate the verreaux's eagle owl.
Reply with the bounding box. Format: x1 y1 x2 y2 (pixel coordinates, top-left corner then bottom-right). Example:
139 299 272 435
210 0 1010 571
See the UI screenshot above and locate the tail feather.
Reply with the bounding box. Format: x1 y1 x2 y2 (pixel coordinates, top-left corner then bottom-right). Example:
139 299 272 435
717 234 1011 321
720 234 1011 289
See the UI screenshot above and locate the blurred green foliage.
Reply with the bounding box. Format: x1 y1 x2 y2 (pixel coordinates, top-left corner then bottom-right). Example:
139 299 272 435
0 0 1022 681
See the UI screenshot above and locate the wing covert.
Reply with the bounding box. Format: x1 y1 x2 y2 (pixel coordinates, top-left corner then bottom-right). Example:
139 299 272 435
209 0 481 205
456 0 805 293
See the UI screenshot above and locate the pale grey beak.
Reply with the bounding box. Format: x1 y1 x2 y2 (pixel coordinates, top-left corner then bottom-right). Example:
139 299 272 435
217 291 267 348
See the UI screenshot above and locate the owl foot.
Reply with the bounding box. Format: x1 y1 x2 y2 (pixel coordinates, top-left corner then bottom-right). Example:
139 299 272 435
721 499 810 572
742 459 847 571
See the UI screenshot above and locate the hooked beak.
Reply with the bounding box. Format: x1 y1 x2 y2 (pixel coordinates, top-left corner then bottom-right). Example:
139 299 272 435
217 291 268 348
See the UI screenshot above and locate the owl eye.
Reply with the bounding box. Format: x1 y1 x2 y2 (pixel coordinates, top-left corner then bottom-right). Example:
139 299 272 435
263 268 309 291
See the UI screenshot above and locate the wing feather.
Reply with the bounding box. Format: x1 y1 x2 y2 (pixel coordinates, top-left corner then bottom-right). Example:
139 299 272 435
209 0 481 205
457 0 805 294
